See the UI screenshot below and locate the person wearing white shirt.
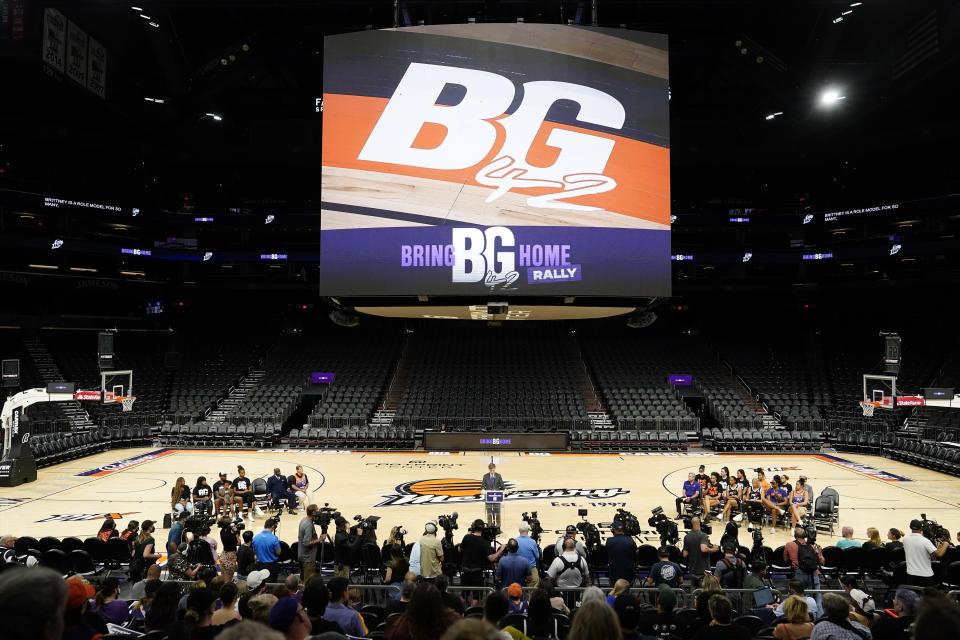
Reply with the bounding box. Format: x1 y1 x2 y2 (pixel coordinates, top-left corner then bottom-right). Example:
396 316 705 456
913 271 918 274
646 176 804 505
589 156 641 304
409 540 421 576
546 537 589 589
902 519 949 586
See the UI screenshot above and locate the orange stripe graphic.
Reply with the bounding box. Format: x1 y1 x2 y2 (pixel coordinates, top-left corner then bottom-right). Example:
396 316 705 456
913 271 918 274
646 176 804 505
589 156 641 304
322 93 670 226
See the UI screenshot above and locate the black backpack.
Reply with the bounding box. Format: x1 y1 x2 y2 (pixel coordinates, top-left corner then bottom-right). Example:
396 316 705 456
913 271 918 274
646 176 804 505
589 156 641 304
719 557 745 588
797 542 819 573
557 553 587 585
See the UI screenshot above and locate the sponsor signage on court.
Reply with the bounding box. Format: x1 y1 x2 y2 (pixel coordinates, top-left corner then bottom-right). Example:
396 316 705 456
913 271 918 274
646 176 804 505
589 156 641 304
321 25 671 297
375 478 630 507
815 454 911 482
76 448 176 477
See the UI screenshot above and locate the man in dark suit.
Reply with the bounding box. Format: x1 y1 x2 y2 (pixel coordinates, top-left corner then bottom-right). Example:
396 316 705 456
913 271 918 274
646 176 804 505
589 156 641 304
267 467 298 514
481 463 505 490
481 463 505 527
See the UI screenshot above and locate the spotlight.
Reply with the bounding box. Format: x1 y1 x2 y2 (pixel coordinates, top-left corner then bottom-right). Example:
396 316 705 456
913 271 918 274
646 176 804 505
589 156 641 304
742 252 753 263
51 239 64 250
264 214 275 224
241 43 250 52
329 310 359 328
202 252 213 262
819 88 846 107
890 244 902 256
204 112 223 121
765 112 783 120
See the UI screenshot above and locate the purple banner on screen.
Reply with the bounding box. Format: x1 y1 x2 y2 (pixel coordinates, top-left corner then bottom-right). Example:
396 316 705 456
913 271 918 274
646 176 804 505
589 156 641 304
668 374 692 386
320 226 670 297
310 372 336 384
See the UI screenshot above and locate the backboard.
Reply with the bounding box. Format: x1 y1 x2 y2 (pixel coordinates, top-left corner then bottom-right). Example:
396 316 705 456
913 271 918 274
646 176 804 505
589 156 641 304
100 370 133 404
863 374 896 408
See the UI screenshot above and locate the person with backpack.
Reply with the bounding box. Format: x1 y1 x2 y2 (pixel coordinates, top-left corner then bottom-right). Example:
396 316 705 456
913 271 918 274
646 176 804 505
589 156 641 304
714 544 747 590
546 536 590 588
784 526 825 609
646 547 683 588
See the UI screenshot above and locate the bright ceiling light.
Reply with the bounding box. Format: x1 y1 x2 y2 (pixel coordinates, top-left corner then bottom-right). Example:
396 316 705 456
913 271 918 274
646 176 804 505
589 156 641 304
833 16 844 23
148 22 159 28
205 112 223 121
29 264 59 270
842 10 853 15
139 13 150 19
131 6 143 11
144 97 164 103
765 111 784 120
850 2 862 6
819 88 846 106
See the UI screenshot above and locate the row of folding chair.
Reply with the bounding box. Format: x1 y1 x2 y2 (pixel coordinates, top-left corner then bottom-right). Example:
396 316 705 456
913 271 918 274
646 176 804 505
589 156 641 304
571 430 687 452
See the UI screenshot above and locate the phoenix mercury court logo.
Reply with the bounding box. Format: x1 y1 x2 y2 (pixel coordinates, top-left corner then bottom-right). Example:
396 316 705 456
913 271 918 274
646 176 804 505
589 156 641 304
375 478 630 507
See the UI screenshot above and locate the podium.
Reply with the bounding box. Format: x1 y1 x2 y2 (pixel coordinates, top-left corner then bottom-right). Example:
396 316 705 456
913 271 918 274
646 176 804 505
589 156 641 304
483 490 504 528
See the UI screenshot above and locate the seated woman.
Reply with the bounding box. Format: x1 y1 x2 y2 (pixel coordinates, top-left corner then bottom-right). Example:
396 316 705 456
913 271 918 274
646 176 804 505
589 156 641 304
774 596 814 640
788 485 810 529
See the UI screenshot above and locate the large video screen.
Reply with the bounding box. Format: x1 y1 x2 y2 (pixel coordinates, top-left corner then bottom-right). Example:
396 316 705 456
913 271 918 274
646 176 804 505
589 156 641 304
321 24 670 296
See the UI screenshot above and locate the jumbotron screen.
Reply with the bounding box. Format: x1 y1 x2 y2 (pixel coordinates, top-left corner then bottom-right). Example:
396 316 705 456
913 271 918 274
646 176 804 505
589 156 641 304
320 24 670 297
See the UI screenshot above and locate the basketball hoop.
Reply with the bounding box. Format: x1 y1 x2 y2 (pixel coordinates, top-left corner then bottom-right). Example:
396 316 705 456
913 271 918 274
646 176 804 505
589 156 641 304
859 400 878 417
117 396 137 413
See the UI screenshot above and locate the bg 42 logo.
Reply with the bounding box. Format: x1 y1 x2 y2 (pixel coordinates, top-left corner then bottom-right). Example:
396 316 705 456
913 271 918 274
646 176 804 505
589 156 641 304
359 63 625 210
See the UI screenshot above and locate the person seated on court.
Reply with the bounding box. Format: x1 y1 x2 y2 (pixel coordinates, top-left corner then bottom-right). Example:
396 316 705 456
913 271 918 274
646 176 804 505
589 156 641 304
193 476 214 515
171 476 194 516
788 483 811 530
836 526 862 550
290 465 311 510
169 542 203 581
119 520 139 548
722 474 746 523
773 596 814 640
637 583 680 639
266 467 298 515
762 477 789 534
772 580 820 621
646 546 683 588
742 479 765 522
702 474 723 523
885 528 904 551
860 528 883 551
216 479 240 519
754 469 771 492
695 464 710 488
676 472 702 519
96 517 118 542
233 465 263 522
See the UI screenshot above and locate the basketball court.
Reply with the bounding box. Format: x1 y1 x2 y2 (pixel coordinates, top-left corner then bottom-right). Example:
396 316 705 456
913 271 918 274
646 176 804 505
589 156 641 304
2 448 958 550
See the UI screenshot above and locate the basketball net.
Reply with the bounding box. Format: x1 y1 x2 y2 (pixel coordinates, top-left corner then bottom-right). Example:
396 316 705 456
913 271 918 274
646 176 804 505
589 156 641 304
859 401 877 417
118 396 137 413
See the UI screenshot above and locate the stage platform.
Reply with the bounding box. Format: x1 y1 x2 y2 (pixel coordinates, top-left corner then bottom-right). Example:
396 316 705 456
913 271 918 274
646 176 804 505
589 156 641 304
1 448 958 549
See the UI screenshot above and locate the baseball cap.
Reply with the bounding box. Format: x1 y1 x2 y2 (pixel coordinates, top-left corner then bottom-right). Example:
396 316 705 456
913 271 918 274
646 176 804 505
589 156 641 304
657 546 670 556
65 576 95 610
269 594 304 631
909 519 923 531
656 584 677 609
566 525 577 534
424 522 437 534
246 568 270 590
507 583 523 598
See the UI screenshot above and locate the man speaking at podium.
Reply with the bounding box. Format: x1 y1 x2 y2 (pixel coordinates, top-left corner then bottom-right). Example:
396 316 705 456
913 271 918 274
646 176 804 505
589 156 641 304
482 463 505 528
482 463 505 491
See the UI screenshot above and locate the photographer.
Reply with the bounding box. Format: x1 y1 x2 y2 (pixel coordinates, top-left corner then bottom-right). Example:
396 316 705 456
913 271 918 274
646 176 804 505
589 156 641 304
903 518 950 586
168 542 202 581
607 521 638 586
546 537 589 589
218 516 241 582
419 522 444 581
299 504 326 583
555 525 587 557
459 519 507 590
334 516 362 579
252 517 283 582
236 530 256 578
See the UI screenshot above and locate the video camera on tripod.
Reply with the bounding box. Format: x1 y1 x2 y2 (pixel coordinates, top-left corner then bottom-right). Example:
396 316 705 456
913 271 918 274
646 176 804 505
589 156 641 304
918 513 952 546
575 508 602 552
313 504 341 532
521 511 543 543
648 506 679 545
613 508 642 537
437 512 459 537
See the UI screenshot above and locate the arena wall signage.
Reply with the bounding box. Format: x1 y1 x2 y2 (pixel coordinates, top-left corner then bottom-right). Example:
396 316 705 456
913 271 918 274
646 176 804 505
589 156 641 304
320 24 671 297
374 477 630 507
